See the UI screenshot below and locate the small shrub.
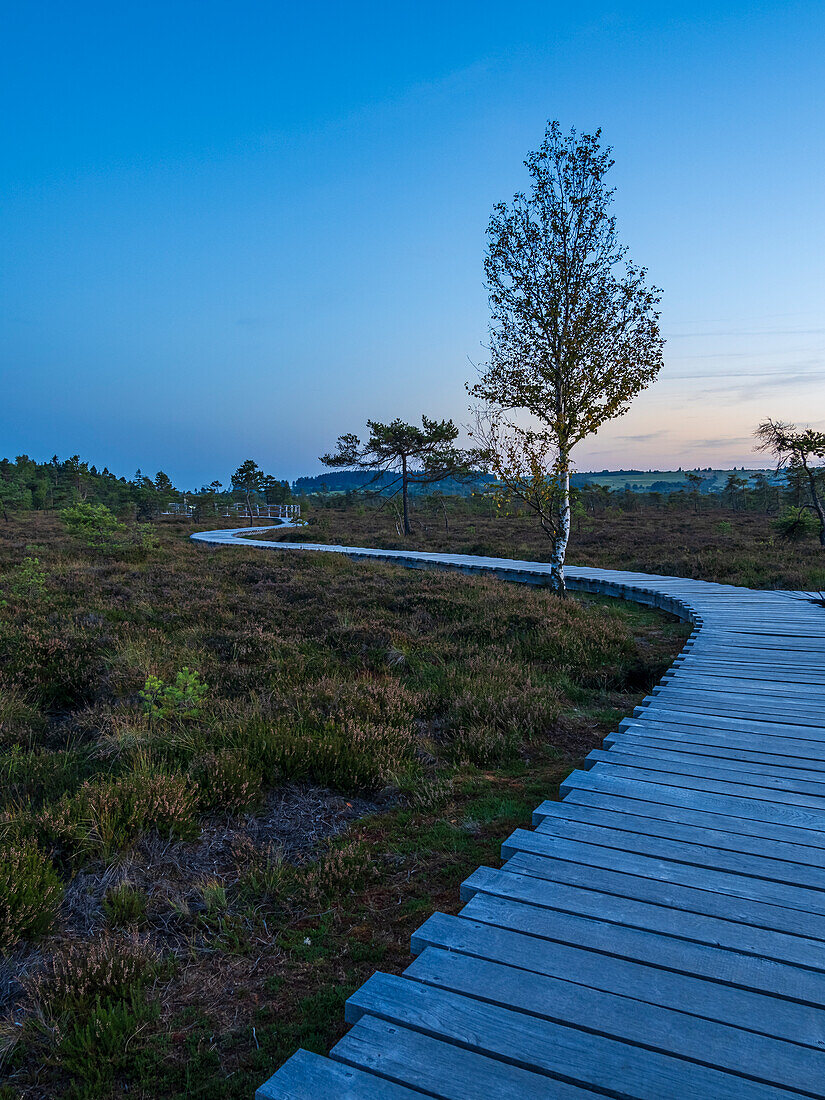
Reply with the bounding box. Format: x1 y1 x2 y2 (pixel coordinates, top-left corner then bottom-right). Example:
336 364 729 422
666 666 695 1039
255 717 415 792
26 932 156 1017
0 841 63 954
773 506 820 542
303 841 375 907
191 747 261 811
4 556 46 599
60 502 126 548
0 685 47 748
716 520 732 534
140 668 208 722
0 619 105 707
40 765 198 859
58 989 158 1096
103 883 148 927
238 846 290 904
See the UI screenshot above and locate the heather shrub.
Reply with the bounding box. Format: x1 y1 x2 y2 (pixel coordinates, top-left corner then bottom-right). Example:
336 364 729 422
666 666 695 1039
303 840 375 906
190 747 262 811
0 619 104 706
4 555 46 599
26 932 156 1017
0 684 46 748
258 718 415 791
0 841 63 953
0 746 94 811
445 724 518 766
41 764 198 859
58 990 159 1097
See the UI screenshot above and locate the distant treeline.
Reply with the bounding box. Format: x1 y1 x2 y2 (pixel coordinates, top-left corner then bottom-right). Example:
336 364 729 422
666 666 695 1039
0 453 807 522
0 454 290 520
291 470 497 497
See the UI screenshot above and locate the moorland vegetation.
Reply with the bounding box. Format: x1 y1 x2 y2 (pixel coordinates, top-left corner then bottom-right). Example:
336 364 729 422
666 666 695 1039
0 508 687 1097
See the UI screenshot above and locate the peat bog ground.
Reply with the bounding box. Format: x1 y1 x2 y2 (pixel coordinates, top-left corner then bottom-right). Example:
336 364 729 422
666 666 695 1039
1 511 690 1097
265 498 825 591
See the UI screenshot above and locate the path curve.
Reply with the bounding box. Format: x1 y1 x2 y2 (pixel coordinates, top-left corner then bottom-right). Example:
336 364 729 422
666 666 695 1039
192 525 825 1099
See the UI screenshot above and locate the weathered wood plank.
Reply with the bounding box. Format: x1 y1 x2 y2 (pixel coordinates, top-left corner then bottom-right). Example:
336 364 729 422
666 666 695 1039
346 972 797 1099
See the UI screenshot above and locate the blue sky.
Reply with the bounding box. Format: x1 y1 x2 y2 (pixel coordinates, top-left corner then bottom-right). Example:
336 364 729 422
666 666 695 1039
2 1 824 486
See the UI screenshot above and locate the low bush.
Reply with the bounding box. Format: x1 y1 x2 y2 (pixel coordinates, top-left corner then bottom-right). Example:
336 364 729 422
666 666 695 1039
58 989 159 1098
40 764 198 860
772 506 821 542
103 883 149 928
190 747 262 811
256 717 416 792
140 667 208 722
4 555 47 599
0 841 63 954
25 932 156 1018
60 502 127 548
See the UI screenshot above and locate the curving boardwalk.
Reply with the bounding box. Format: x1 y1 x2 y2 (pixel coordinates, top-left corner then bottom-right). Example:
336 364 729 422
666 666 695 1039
192 526 825 1098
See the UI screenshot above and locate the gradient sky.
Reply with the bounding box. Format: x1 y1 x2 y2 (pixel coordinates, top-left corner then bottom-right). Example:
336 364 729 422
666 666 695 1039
2 1 824 487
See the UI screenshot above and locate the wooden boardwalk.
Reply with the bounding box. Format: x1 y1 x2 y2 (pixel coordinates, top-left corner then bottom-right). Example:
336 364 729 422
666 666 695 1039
192 527 825 1098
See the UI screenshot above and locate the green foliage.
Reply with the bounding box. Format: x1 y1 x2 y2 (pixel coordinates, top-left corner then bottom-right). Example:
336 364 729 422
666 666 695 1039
58 990 159 1099
140 668 208 721
717 520 732 533
0 841 63 953
190 747 262 811
103 883 148 927
60 502 126 547
5 555 46 599
773 506 820 542
28 932 156 1017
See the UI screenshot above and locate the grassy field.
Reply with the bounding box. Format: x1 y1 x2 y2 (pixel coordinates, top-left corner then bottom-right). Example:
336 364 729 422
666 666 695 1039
266 499 825 590
0 512 688 1098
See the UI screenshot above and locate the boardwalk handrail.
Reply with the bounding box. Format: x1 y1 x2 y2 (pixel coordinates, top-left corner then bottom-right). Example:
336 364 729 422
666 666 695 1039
191 525 825 1099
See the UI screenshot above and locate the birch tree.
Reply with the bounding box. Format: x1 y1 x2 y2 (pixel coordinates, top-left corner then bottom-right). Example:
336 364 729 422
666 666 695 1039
469 122 664 594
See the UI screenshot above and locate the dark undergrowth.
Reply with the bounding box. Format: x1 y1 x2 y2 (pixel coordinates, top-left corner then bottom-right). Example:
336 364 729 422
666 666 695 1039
0 512 688 1098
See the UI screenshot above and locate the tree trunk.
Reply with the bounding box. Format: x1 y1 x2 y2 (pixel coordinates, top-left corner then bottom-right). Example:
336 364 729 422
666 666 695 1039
401 455 411 536
805 466 825 548
549 461 570 596
246 489 254 526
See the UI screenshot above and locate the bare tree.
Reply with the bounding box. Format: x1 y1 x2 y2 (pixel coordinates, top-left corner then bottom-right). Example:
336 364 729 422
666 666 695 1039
755 419 825 547
469 122 664 594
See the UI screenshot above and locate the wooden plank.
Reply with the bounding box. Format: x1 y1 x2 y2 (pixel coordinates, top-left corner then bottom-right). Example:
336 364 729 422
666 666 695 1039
602 730 825 774
554 771 825 842
461 864 825 971
502 829 825 918
536 795 825 869
405 941 825 1093
585 760 825 813
331 1015 599 1099
346 972 796 1099
585 746 825 794
256 1049 428 1099
533 803 825 883
502 848 825 942
413 909 825 1036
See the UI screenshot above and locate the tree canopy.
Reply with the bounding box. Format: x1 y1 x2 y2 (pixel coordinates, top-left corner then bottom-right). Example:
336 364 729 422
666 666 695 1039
470 121 664 593
321 416 477 535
